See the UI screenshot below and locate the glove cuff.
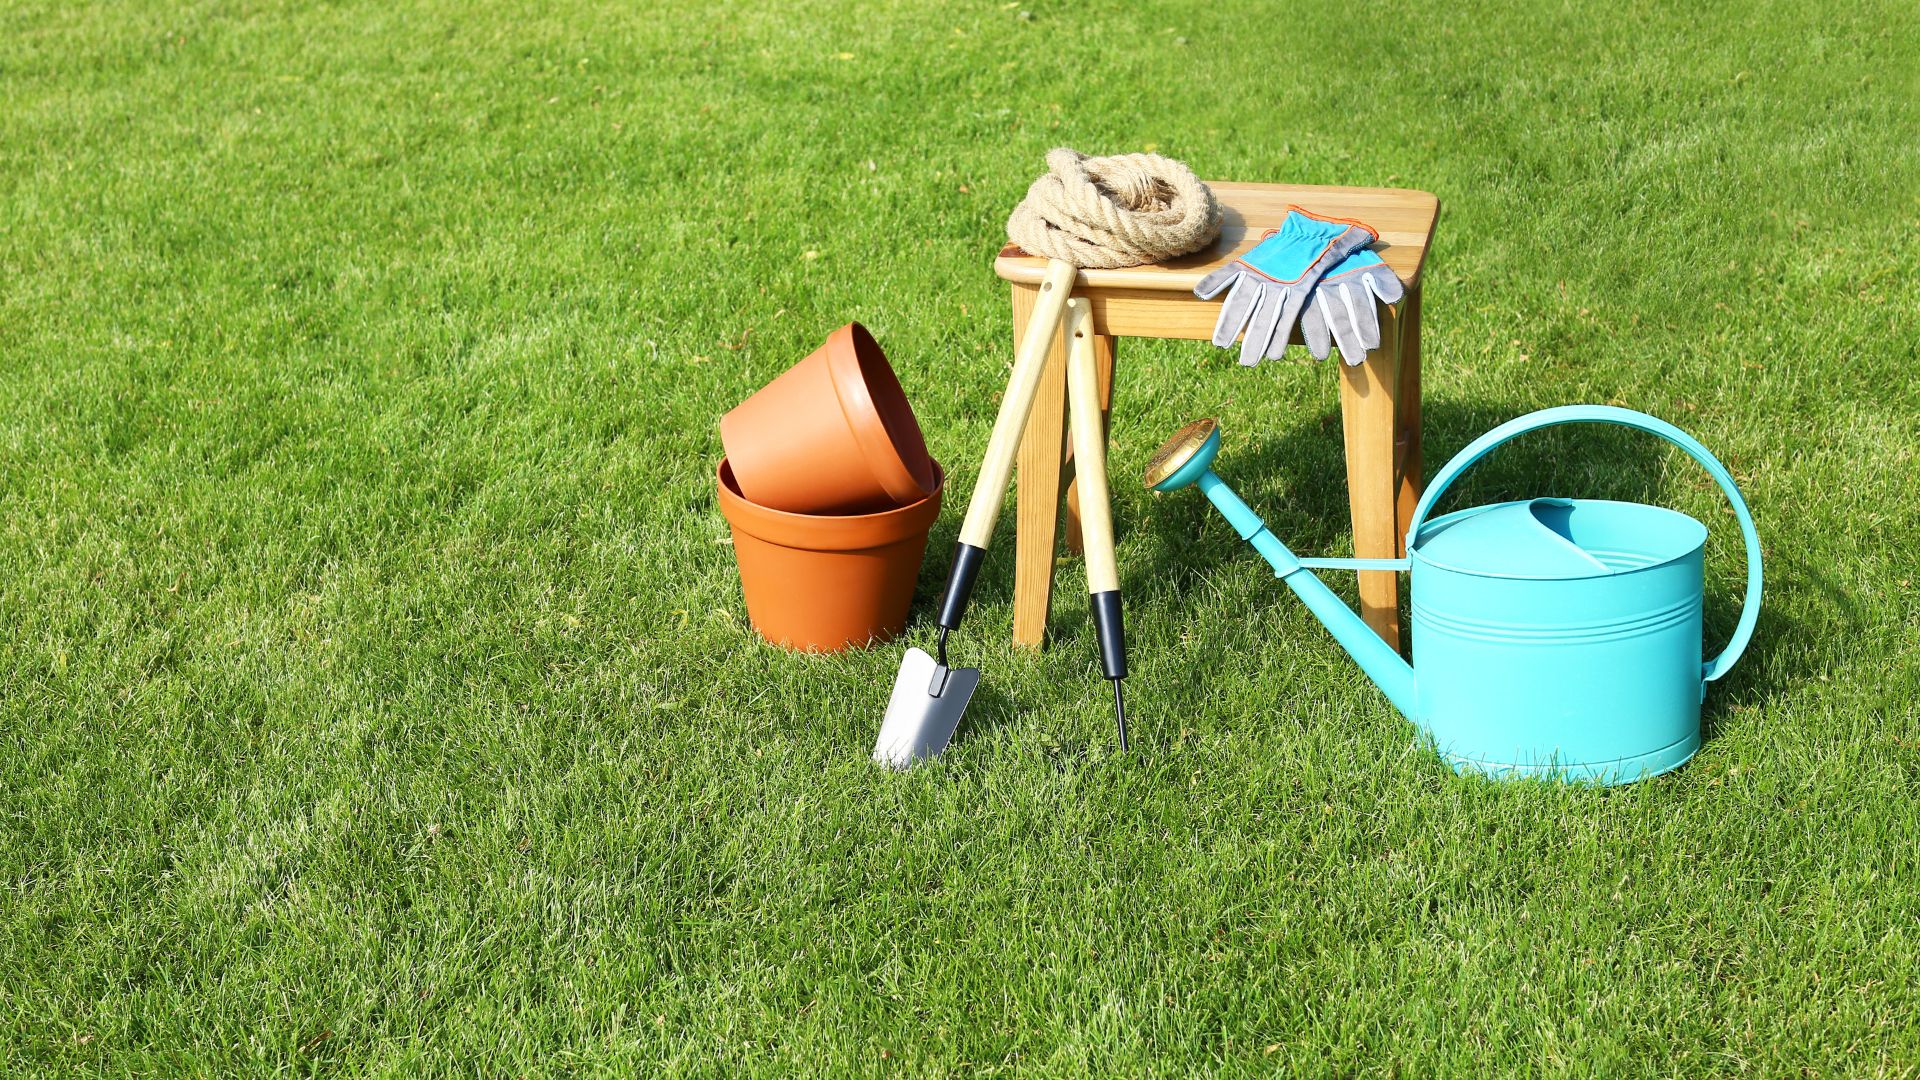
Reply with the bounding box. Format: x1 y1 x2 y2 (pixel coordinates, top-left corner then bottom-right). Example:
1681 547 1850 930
1240 208 1379 285
1277 205 1380 243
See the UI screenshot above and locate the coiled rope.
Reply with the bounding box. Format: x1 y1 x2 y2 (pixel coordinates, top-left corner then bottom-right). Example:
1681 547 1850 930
1005 148 1222 269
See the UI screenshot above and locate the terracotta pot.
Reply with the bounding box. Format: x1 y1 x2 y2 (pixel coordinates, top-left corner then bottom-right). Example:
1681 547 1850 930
719 322 935 515
717 458 943 652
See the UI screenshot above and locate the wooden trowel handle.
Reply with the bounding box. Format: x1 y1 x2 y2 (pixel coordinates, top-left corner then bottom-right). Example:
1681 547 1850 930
957 258 1077 549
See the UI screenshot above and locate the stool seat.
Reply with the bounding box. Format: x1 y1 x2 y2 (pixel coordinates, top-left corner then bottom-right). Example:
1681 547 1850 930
996 182 1437 298
990 180 1440 650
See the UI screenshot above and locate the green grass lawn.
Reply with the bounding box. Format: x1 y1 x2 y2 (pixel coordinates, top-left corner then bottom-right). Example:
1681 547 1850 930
3 0 1918 1074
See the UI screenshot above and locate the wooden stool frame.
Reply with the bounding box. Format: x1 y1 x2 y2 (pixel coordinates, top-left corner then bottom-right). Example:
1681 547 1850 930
993 182 1439 650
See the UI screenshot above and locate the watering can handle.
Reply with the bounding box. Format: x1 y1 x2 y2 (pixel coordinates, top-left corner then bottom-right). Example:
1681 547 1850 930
1406 405 1762 684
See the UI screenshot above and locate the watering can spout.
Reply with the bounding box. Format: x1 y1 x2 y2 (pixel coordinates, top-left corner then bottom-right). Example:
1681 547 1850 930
1195 475 1419 719
1144 421 1417 720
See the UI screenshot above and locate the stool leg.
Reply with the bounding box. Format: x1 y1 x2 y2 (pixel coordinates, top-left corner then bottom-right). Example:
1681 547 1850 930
1395 284 1424 558
1064 333 1117 555
1338 302 1405 649
1012 281 1072 647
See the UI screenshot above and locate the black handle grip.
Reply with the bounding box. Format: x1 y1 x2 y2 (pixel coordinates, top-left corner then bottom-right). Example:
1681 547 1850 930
1090 589 1126 680
935 543 986 631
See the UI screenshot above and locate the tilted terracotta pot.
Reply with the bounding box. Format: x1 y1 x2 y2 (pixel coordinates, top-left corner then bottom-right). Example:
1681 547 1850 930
719 322 935 515
717 458 943 652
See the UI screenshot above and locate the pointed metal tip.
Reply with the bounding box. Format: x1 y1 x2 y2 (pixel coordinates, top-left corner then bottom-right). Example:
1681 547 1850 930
1112 679 1128 752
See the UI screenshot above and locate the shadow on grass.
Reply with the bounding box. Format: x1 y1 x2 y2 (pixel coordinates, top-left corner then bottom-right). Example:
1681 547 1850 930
946 672 1020 748
1696 550 1863 739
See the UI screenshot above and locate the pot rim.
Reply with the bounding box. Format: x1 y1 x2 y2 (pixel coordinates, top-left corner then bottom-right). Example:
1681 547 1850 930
718 458 943 552
825 322 936 505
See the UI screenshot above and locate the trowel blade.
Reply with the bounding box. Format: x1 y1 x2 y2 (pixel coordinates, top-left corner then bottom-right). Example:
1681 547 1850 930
872 646 981 769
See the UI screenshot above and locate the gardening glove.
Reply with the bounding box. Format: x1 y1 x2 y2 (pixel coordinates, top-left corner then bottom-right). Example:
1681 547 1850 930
1193 208 1378 367
1299 249 1406 366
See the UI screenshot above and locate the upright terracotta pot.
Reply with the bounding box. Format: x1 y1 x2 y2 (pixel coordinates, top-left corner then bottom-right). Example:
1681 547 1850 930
719 322 936 515
717 458 943 652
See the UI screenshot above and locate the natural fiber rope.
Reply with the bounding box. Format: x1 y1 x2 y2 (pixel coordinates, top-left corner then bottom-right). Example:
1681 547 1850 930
1005 148 1222 269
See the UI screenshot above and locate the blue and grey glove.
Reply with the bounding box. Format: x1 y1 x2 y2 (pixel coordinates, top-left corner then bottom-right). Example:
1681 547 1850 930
1193 208 1378 366
1299 249 1406 366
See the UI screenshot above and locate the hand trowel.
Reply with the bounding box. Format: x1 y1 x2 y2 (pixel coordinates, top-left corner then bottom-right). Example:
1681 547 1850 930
872 261 1076 768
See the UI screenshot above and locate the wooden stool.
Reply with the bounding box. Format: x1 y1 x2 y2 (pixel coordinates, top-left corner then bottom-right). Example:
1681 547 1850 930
994 182 1440 650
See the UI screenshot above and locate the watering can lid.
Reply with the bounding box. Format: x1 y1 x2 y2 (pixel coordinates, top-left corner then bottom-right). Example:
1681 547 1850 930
1413 498 1623 579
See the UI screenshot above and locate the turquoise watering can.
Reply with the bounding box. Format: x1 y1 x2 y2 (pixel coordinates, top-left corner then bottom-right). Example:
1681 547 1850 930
1144 405 1763 784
